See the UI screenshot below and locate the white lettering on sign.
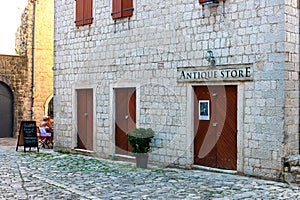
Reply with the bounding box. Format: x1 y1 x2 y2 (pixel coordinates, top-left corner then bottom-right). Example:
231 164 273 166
178 66 253 82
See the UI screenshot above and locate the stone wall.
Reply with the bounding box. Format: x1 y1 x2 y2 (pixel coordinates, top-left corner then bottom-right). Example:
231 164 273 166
283 0 299 156
16 0 54 121
0 55 31 136
0 0 54 137
33 0 54 120
54 0 299 181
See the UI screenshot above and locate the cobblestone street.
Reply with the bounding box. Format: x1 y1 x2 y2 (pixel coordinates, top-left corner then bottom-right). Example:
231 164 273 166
0 138 299 199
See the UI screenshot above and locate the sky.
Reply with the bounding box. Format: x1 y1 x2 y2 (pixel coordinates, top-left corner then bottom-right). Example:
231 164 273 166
0 0 27 55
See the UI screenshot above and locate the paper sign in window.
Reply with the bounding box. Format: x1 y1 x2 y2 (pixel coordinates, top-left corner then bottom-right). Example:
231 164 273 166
199 100 210 120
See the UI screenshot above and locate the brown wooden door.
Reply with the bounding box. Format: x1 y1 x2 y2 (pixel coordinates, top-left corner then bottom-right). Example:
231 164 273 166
194 85 237 170
115 88 136 155
77 89 93 150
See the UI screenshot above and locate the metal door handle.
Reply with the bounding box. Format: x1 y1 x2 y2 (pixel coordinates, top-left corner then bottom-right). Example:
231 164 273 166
125 115 129 119
213 122 218 126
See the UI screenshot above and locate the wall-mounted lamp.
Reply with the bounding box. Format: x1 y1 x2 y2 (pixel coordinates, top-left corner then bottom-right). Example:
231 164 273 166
205 50 216 67
199 0 226 17
199 0 219 6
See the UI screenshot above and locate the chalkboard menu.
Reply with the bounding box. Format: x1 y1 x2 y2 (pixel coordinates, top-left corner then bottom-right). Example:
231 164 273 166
16 121 39 152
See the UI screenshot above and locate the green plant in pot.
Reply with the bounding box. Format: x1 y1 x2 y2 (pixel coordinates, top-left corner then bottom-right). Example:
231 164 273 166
126 128 155 168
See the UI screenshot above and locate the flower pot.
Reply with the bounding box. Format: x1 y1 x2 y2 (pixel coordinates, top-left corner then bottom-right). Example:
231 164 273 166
135 153 149 168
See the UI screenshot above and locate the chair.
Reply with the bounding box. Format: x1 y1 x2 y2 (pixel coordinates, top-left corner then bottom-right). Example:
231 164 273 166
37 126 53 149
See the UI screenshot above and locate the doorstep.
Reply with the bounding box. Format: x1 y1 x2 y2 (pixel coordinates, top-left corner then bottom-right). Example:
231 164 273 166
192 165 238 175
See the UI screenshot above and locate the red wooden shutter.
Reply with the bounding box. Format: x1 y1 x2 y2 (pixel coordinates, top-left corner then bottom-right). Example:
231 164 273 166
112 0 133 19
122 0 133 18
75 0 84 26
84 0 93 25
112 0 122 19
75 0 93 26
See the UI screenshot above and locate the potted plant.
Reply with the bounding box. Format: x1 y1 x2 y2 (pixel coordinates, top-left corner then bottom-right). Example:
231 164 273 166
126 128 155 168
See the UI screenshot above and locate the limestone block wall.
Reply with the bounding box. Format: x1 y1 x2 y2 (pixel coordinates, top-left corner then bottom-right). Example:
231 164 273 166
282 1 299 156
0 55 31 136
0 0 54 137
16 0 54 121
54 0 299 180
33 0 54 120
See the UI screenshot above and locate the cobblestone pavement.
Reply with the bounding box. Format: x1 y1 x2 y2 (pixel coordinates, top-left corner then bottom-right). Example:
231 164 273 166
1 138 300 199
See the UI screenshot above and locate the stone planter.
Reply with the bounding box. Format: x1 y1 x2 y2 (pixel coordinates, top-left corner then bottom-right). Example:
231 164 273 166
135 153 149 168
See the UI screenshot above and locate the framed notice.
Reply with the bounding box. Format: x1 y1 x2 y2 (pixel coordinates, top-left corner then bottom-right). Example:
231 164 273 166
199 100 210 120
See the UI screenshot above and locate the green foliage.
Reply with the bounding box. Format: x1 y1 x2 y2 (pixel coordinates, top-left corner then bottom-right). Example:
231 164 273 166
56 149 71 154
126 128 155 154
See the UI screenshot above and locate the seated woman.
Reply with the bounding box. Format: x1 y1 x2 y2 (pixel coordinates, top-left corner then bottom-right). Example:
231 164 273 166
38 115 53 148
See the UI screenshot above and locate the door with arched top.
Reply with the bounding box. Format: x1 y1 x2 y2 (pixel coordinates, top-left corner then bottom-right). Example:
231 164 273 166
0 82 13 138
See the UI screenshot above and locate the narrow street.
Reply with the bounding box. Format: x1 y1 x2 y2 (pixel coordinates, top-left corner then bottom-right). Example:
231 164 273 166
1 138 300 199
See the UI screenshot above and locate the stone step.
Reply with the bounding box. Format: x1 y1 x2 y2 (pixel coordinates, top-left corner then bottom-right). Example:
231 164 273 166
111 154 136 163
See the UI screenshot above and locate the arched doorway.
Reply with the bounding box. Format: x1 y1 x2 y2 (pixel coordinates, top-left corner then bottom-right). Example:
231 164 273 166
44 95 53 118
0 82 13 137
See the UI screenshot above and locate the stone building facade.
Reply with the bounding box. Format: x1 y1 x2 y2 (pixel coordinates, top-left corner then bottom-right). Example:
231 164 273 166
0 0 54 137
53 0 299 181
0 55 31 137
31 0 54 120
0 1 34 137
15 0 54 121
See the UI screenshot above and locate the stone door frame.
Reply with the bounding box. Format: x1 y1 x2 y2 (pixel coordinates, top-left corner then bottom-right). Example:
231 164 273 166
109 81 140 156
72 82 97 152
187 82 245 172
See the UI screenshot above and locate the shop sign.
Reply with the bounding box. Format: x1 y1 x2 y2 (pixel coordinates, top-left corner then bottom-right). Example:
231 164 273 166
177 66 253 82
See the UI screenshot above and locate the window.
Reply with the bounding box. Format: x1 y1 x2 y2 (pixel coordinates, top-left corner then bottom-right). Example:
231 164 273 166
75 0 93 26
111 0 134 20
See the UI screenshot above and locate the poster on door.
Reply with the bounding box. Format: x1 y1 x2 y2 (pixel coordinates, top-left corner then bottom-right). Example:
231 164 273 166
199 100 210 120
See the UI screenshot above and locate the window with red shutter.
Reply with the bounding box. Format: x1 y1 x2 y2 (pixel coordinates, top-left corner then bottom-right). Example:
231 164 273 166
112 0 134 20
75 0 93 26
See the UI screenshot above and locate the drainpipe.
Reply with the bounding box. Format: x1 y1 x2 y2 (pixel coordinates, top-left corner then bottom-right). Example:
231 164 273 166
31 0 36 120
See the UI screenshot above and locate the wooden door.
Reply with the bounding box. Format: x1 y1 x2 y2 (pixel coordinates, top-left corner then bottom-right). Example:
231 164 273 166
194 85 237 170
115 88 136 155
77 89 93 150
0 82 13 138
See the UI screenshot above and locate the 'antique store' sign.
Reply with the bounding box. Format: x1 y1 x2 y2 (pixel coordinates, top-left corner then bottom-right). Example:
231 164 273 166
177 65 253 82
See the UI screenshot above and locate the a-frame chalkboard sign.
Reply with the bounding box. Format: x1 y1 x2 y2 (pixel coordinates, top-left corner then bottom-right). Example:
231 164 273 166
16 121 39 152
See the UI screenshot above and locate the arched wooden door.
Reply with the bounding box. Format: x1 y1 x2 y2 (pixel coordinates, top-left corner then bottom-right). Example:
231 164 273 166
0 82 13 138
194 85 237 170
